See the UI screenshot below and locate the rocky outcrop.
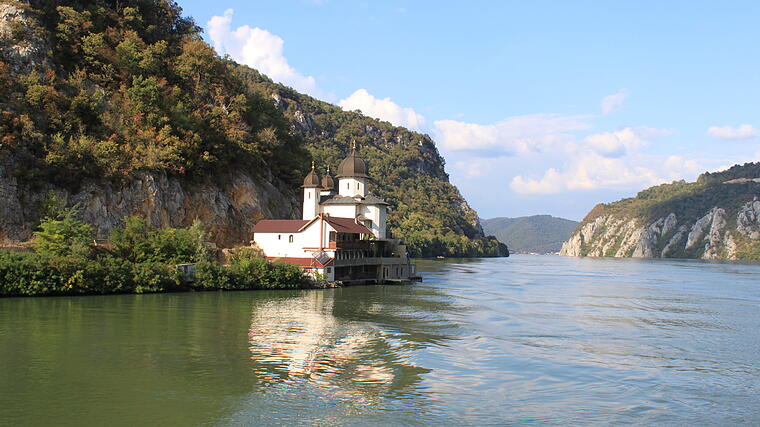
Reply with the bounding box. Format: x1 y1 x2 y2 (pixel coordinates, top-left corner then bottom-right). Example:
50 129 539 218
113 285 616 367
0 155 298 247
560 201 760 260
736 199 760 239
0 2 52 76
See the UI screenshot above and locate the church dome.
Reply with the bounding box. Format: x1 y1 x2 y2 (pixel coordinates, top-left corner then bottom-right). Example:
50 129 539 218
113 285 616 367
321 169 335 190
302 164 320 187
336 147 370 178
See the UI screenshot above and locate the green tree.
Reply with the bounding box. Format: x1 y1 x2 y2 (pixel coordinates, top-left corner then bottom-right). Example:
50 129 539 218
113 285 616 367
33 208 94 258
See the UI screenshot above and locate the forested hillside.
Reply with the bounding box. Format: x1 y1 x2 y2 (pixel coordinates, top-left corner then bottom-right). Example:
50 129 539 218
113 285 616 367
0 0 506 256
561 163 760 260
482 215 578 254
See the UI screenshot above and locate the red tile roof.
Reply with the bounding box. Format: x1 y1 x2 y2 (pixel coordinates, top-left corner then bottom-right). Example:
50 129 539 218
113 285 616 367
325 216 373 234
252 220 309 233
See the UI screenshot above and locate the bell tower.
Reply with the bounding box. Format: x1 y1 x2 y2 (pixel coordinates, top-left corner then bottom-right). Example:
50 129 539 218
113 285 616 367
302 162 320 220
336 141 369 197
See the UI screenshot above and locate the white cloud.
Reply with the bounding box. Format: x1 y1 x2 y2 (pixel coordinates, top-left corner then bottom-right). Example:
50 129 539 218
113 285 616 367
433 114 592 154
510 148 701 195
338 89 426 131
207 9 324 98
600 89 628 115
707 124 757 140
584 127 670 158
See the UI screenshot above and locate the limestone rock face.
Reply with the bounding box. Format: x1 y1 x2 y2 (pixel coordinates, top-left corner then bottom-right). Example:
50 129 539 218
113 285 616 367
0 158 298 247
561 203 760 260
737 199 760 239
0 3 52 76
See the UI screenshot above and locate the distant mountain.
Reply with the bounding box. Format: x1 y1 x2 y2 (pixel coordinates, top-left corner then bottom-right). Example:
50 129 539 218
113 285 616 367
481 215 579 254
561 163 760 260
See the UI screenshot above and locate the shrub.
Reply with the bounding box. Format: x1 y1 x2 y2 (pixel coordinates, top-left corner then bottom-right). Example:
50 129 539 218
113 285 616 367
110 216 210 264
32 207 94 258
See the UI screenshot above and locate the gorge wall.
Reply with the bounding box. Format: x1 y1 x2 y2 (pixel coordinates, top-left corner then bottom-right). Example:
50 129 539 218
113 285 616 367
561 164 760 260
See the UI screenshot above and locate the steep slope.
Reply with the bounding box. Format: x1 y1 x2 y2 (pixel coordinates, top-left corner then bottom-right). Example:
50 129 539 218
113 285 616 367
0 0 505 256
561 163 760 260
232 65 505 257
482 215 578 254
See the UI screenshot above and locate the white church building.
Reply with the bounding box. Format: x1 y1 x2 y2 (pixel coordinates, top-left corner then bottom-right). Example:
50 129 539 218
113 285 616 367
252 147 419 283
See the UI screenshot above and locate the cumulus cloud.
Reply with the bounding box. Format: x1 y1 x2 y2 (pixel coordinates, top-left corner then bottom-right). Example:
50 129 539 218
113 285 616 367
510 134 703 194
584 127 671 158
338 89 426 130
433 114 592 154
207 9 324 98
707 124 757 140
600 89 628 115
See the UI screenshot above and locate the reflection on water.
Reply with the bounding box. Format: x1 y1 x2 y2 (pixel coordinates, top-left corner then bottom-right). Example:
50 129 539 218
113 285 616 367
1 255 760 425
247 290 431 396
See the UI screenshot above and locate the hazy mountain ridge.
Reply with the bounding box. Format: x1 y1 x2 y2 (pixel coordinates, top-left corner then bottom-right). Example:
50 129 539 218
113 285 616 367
561 163 760 260
482 215 578 254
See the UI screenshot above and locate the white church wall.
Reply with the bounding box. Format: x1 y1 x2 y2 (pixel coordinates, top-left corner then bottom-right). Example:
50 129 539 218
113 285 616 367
338 177 366 197
253 232 304 258
321 204 356 219
255 219 339 260
361 205 386 239
302 188 319 220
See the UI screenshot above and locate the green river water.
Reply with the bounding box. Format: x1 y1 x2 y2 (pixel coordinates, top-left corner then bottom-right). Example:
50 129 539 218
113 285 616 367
1 255 759 425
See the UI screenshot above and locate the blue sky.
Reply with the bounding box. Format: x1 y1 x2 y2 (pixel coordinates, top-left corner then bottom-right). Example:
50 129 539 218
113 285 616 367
178 0 760 220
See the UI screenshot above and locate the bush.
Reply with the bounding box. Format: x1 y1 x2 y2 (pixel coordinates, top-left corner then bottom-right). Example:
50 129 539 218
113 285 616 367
110 216 210 264
193 253 310 291
0 251 186 297
33 207 94 258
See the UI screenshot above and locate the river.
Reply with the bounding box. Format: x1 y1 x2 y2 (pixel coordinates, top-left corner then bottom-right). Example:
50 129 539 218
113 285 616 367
1 255 759 425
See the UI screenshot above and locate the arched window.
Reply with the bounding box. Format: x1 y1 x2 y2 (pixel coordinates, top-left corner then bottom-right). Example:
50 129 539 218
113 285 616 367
288 235 294 243
278 234 281 240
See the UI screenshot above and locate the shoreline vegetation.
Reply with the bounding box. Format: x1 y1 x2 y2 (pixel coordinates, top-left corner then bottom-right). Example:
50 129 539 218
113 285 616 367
0 207 317 298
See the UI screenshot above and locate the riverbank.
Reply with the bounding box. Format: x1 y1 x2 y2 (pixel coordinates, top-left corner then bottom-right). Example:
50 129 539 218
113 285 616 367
0 214 317 298
0 250 320 298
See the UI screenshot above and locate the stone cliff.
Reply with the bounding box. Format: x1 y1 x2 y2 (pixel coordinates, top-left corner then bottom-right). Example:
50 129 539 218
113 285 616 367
0 153 298 247
561 165 760 260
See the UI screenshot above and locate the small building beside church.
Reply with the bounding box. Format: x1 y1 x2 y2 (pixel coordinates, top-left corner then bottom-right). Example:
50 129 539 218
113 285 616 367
252 147 419 284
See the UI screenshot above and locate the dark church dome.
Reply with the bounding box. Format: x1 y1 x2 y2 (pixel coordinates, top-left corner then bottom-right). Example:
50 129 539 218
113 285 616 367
321 169 335 190
336 147 370 178
302 164 320 187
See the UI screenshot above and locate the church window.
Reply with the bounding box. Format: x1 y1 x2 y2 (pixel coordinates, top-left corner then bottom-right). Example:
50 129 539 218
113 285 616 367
289 235 294 243
278 235 281 240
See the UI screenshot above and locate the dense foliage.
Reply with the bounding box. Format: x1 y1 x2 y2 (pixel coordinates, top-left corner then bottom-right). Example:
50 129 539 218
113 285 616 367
0 0 506 257
0 0 309 187
481 215 577 254
0 214 312 297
